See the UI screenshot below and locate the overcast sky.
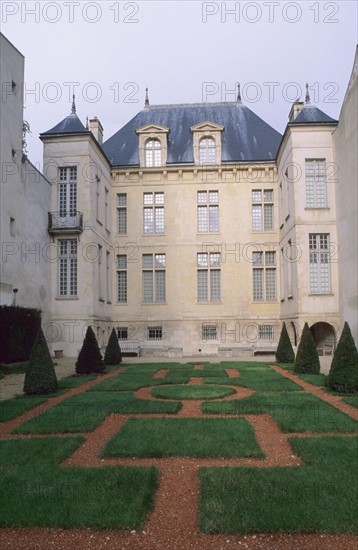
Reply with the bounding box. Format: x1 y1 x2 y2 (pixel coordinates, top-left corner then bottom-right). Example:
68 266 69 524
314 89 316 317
2 0 357 167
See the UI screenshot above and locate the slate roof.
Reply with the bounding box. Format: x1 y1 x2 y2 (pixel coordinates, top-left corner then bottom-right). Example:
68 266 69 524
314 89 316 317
41 112 88 136
290 105 338 125
101 102 282 167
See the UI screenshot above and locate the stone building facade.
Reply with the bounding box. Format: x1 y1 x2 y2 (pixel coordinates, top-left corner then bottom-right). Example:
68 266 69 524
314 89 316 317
1 33 357 356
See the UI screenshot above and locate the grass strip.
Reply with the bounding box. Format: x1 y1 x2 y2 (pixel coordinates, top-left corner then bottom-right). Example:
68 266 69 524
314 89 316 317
102 417 264 458
14 392 181 434
202 391 358 433
199 436 358 534
151 385 235 400
0 437 158 530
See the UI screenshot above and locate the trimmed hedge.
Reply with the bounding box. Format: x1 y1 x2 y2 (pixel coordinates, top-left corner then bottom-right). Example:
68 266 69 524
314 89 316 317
23 327 58 395
275 322 295 363
0 306 41 363
328 322 358 393
104 328 122 365
294 322 320 374
76 326 104 375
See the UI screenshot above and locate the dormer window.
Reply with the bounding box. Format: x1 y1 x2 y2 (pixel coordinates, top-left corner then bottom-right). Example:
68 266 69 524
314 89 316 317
190 121 224 166
136 124 169 168
199 137 216 165
145 138 161 167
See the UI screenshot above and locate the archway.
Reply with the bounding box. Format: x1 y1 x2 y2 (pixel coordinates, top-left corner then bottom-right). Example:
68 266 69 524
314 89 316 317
310 322 336 355
287 322 298 346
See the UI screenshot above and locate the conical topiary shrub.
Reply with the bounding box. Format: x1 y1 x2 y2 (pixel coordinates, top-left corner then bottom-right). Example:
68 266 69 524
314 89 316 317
76 326 104 375
104 328 122 365
328 322 358 393
23 327 58 395
294 322 320 374
275 322 295 363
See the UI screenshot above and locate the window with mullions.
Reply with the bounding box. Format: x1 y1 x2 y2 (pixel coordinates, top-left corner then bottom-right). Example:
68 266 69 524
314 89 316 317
142 254 166 303
252 251 276 301
117 193 127 234
58 167 77 215
148 326 163 340
202 324 218 341
258 325 274 340
117 327 128 340
145 139 161 167
199 137 216 165
197 252 221 302
197 190 219 232
58 239 77 297
117 255 127 303
252 189 274 231
309 234 331 293
143 192 164 234
306 160 327 208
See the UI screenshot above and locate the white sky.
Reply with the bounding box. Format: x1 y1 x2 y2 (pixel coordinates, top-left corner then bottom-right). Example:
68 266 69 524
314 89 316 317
2 0 357 167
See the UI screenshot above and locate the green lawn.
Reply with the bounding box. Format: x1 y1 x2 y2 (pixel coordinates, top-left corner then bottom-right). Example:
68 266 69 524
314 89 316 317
0 361 29 375
0 396 47 422
13 391 181 434
199 436 358 534
202 391 358 433
102 417 264 458
0 437 157 529
150 384 236 400
342 395 358 409
57 375 97 389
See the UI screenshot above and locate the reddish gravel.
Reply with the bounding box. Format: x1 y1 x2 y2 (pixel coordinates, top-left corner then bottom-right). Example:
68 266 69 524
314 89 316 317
152 369 169 379
0 363 357 549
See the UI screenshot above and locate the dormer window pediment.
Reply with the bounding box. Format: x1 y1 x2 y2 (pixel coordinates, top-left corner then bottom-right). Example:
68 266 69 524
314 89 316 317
190 121 224 133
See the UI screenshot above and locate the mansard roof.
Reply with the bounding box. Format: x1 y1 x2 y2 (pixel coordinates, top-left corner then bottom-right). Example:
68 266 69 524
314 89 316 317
102 102 282 167
41 112 88 136
290 105 338 125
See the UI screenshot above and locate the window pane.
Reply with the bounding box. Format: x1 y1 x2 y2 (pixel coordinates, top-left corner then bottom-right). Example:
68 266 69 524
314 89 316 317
155 207 164 233
197 270 208 302
265 251 276 266
117 271 127 302
252 252 263 266
198 206 207 232
209 191 218 203
155 271 166 302
263 190 273 202
266 269 276 300
210 269 221 301
155 192 164 205
210 253 221 267
209 205 219 232
142 254 153 268
197 253 208 267
144 208 154 233
252 205 262 230
143 271 153 302
198 191 207 204
117 193 127 206
144 193 153 205
118 209 127 234
117 255 127 269
264 204 274 230
155 254 166 268
202 325 217 340
253 269 263 300
252 190 262 202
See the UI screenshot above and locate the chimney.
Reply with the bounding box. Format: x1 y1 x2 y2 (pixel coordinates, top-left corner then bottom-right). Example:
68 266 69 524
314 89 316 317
288 101 305 122
89 117 104 145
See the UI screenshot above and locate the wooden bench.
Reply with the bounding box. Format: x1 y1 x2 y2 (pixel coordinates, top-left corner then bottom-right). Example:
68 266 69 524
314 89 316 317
252 343 277 356
118 341 140 356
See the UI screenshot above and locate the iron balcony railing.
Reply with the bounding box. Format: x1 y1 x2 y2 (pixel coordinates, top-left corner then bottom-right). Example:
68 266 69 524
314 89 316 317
48 211 83 233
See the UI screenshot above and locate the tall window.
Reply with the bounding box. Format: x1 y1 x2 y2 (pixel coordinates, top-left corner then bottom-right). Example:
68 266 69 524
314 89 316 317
197 190 219 232
309 234 331 293
98 244 103 300
306 160 327 208
143 192 164 234
117 193 127 234
58 167 77 215
252 189 274 231
143 254 166 303
145 139 161 167
197 252 221 302
58 239 77 297
117 254 127 303
199 137 216 165
252 251 276 301
104 188 109 229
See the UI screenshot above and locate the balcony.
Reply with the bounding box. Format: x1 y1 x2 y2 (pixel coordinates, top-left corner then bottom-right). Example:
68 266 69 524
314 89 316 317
48 211 83 234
